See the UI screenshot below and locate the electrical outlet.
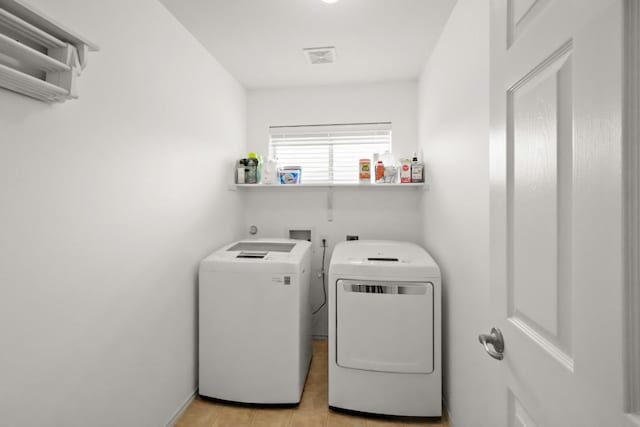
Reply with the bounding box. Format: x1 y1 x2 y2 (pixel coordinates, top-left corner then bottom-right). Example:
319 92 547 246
319 234 328 247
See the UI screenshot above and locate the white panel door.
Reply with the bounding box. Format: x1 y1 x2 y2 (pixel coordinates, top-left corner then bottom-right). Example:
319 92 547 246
488 0 636 426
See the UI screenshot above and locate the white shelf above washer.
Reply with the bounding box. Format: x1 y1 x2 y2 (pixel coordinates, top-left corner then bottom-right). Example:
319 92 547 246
234 183 426 189
232 182 427 222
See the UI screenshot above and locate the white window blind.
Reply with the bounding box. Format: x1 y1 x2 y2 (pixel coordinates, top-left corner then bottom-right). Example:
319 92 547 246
269 123 392 184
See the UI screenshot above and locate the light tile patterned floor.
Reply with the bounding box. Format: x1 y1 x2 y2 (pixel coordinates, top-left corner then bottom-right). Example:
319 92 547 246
177 340 448 427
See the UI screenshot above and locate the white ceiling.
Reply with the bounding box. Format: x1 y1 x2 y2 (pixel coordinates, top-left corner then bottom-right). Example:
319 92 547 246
159 0 457 89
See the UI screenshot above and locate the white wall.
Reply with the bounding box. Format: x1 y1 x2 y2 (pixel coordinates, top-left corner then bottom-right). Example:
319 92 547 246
417 0 492 425
245 82 422 336
0 1 245 426
247 81 418 156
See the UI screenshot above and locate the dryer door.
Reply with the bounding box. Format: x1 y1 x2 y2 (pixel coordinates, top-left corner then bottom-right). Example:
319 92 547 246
336 279 434 374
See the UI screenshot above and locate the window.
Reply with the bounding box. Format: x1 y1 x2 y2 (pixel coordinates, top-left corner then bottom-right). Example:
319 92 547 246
268 122 392 184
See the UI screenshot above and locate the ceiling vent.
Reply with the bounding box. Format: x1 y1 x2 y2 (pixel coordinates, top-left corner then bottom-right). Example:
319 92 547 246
303 46 336 65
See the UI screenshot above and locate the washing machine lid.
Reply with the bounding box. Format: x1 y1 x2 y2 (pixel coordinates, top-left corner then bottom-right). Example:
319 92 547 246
227 241 296 254
329 240 440 278
200 238 310 272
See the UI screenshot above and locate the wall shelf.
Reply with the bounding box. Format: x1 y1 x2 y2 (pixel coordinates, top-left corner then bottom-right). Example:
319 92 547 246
233 182 426 222
234 183 426 189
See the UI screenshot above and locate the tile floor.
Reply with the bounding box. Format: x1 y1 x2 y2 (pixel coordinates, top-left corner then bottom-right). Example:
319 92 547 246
176 340 448 427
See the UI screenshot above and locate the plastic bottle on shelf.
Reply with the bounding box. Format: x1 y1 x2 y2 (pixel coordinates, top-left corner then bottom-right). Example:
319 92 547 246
248 152 262 183
375 160 385 183
359 159 371 183
245 158 259 184
400 158 412 183
411 152 424 183
261 157 278 185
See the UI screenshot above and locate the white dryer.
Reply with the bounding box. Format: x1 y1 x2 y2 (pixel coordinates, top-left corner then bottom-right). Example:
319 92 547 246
328 240 441 417
199 239 312 404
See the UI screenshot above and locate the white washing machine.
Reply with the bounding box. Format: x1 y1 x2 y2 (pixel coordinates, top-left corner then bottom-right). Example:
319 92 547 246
328 240 441 417
199 238 312 404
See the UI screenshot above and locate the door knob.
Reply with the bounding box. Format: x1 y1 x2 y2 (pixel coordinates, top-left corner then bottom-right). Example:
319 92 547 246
478 327 504 360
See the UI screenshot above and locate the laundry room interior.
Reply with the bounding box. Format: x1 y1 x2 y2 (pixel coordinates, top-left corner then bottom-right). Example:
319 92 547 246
1 0 633 427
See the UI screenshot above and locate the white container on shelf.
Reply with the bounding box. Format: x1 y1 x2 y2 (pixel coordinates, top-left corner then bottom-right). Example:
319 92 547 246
261 158 278 185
